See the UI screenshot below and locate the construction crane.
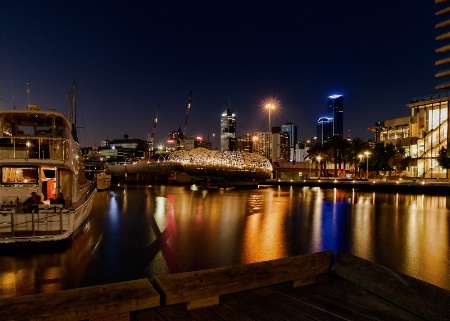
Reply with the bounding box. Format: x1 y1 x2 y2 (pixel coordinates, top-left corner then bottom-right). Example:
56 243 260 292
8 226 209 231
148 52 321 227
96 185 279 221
148 104 159 155
167 91 192 151
179 90 192 138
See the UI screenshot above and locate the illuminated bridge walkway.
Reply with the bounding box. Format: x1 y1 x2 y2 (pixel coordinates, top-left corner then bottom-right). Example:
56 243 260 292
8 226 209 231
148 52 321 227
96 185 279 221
106 148 272 182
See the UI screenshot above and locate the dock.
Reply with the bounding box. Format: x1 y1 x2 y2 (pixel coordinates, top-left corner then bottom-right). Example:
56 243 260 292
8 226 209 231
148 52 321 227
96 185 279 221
1 251 449 321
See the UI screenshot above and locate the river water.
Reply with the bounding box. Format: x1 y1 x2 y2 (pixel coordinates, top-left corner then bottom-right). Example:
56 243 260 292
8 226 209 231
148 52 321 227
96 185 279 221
1 184 449 298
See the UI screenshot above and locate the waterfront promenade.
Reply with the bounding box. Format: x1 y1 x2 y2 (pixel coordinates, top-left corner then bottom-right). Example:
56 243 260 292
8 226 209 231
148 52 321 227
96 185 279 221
261 177 450 195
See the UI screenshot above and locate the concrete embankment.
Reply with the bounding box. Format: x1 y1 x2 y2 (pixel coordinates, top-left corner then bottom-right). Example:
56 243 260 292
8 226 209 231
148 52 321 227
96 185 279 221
261 178 450 195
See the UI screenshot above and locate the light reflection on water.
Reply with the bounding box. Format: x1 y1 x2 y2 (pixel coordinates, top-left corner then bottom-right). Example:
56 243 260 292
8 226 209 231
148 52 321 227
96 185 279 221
1 184 449 298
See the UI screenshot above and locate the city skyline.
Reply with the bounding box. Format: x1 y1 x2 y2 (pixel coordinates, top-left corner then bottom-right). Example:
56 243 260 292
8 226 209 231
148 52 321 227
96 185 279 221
0 1 438 147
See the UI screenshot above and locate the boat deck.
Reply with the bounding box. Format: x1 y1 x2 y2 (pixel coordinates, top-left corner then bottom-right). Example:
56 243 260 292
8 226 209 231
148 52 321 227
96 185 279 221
133 273 426 321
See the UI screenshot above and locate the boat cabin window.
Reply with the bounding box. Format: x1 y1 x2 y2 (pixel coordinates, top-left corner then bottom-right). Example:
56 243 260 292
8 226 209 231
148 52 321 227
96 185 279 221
0 113 70 138
1 166 38 185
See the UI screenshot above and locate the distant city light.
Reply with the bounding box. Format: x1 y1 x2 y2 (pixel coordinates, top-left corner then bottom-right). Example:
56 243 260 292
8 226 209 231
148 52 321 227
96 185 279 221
328 94 343 99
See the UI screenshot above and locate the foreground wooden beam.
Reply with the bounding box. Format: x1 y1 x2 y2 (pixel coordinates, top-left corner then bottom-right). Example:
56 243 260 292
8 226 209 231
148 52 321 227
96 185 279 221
153 251 333 309
334 252 450 321
0 278 160 321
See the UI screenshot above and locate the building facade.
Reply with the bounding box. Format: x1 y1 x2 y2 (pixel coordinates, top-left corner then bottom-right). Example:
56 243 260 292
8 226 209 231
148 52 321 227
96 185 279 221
316 117 333 144
327 94 344 137
435 1 450 90
272 127 290 162
281 122 297 149
220 108 236 151
407 94 449 178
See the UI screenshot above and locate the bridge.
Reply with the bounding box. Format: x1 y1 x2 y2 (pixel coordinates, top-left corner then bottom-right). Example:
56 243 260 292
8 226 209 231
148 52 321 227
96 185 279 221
106 148 273 182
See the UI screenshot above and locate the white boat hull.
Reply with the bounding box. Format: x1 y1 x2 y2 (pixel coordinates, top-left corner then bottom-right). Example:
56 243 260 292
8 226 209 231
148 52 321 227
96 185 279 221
0 190 96 244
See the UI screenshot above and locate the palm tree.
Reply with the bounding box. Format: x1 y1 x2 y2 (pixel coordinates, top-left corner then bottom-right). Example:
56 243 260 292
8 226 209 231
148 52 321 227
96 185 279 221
305 142 326 177
347 137 370 177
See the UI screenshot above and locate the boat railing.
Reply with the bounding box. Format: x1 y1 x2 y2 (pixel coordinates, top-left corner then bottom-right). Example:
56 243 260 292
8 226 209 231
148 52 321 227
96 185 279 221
0 204 66 238
0 137 70 161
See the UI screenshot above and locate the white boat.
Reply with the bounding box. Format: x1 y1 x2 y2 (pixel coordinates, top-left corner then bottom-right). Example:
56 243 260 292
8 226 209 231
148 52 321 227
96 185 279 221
0 104 96 245
83 149 111 190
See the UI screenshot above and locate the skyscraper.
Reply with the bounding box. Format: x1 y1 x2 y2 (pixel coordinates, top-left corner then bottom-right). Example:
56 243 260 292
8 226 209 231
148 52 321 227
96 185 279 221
281 122 297 149
327 94 344 137
316 117 333 144
220 108 236 151
436 2 450 90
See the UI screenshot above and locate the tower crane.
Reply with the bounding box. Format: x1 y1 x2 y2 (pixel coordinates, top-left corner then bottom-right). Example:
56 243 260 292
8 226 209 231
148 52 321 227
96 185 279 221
148 104 159 155
167 91 193 150
178 90 192 138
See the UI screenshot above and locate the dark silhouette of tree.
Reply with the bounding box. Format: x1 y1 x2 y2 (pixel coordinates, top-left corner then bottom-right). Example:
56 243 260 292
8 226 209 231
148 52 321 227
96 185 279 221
323 136 350 177
437 147 450 169
388 143 410 176
305 142 326 177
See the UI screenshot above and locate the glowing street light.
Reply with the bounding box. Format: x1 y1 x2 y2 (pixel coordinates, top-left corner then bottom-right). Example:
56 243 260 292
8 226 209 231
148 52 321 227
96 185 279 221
364 151 371 179
262 97 279 162
358 154 364 178
317 155 322 178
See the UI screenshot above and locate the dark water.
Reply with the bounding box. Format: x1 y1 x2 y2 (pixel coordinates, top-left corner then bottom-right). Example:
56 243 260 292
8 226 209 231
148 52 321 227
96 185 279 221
1 184 449 298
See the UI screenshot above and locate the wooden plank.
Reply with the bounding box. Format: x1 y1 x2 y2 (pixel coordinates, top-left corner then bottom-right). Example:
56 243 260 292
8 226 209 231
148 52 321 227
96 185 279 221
221 293 285 321
0 278 160 321
203 302 255 321
133 308 167 321
233 288 313 321
153 251 333 306
185 306 228 321
155 305 196 321
186 295 219 310
334 252 450 321
289 275 423 321
251 286 342 321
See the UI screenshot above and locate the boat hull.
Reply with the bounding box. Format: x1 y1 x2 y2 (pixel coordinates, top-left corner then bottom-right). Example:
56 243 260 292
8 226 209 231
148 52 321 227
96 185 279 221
0 190 96 245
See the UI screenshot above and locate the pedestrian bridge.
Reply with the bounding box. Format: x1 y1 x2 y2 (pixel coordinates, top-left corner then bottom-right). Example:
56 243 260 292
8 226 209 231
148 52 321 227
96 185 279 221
106 148 272 181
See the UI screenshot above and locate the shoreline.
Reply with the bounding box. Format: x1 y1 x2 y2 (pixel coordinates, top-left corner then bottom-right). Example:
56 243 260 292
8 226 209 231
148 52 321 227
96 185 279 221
260 178 450 195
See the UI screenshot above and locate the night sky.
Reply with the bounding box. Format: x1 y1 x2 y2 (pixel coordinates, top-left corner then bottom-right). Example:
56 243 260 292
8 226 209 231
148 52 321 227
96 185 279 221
0 1 439 148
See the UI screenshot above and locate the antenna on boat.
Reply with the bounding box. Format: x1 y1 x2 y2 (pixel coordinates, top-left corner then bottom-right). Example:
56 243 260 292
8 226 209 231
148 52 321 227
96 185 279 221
67 78 77 125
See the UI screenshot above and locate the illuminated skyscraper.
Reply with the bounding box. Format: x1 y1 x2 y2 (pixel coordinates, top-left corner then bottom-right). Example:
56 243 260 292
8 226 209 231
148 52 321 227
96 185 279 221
220 108 236 151
316 116 333 144
436 2 450 90
281 122 297 149
327 94 344 137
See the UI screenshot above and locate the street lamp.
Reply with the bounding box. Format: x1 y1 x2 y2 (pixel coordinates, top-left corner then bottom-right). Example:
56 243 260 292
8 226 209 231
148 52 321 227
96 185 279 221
265 102 276 162
358 154 364 178
364 151 371 179
317 156 322 178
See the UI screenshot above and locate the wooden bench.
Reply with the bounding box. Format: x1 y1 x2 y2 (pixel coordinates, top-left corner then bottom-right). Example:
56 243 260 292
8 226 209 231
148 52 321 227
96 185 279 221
153 250 333 310
0 278 160 321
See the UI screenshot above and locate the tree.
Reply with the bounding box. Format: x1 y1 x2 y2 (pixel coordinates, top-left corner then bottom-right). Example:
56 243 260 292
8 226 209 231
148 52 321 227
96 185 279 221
437 147 450 169
388 143 410 176
305 143 326 177
324 136 350 177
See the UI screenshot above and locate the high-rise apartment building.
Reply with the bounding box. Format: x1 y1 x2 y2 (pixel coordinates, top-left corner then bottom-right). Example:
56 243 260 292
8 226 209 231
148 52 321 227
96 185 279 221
327 94 344 137
436 1 450 90
281 122 297 148
220 108 236 151
316 117 333 144
272 127 290 162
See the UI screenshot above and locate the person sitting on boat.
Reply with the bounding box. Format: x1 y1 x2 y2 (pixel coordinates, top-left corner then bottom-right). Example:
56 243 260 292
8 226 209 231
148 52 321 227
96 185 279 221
24 192 42 212
52 193 65 207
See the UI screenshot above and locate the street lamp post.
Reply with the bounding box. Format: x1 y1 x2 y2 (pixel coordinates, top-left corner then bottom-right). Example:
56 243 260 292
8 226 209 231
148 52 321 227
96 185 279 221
358 154 363 178
364 151 371 179
265 102 276 162
317 156 322 178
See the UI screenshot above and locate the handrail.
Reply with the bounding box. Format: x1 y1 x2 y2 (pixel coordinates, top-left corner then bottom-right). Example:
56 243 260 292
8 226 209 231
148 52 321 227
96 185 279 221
0 137 70 161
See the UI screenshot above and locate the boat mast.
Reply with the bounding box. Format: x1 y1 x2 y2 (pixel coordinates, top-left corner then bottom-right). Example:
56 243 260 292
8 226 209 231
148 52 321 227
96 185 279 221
68 79 77 125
